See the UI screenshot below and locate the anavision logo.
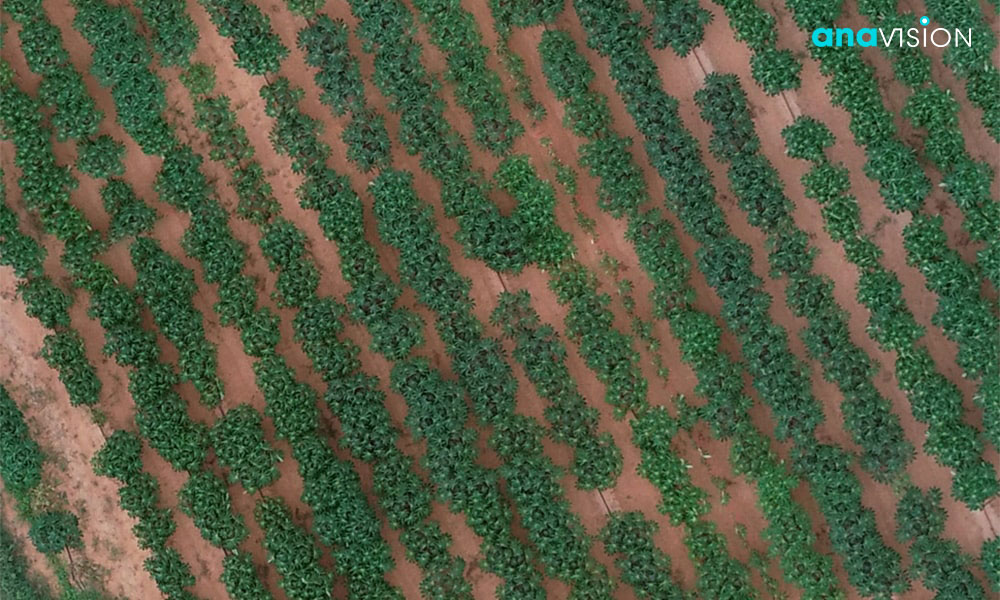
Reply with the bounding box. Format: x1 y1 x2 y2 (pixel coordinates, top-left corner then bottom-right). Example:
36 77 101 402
811 16 973 48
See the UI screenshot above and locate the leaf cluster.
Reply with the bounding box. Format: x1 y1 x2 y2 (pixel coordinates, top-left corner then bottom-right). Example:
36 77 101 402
198 0 287 75
134 0 198 67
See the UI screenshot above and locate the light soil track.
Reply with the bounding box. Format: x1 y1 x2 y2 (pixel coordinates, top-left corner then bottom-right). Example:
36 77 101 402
1 0 996 598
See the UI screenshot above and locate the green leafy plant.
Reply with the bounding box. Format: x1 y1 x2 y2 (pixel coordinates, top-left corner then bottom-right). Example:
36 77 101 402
210 405 281 494
134 0 198 66
0 384 44 498
601 511 684 599
178 471 248 551
75 135 125 179
222 553 274 600
180 62 216 97
255 498 333 600
101 180 156 242
646 0 712 56
198 0 287 75
28 511 82 554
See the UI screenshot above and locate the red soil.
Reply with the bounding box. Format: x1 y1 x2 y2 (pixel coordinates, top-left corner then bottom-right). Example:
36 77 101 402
1 0 995 599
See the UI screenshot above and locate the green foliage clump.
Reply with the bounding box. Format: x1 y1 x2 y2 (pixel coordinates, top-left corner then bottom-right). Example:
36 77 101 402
255 498 333 600
210 405 281 494
178 471 248 551
17 279 71 330
100 180 156 243
0 190 46 279
493 155 573 267
488 0 563 37
180 63 216 97
601 512 684 599
144 548 196 599
0 385 43 498
222 554 274 600
343 109 391 173
782 116 834 163
646 0 711 56
297 17 364 116
983 537 1000 592
135 0 199 66
715 0 798 93
91 430 142 482
894 485 987 598
76 135 125 179
28 511 82 554
198 0 288 76
750 47 801 94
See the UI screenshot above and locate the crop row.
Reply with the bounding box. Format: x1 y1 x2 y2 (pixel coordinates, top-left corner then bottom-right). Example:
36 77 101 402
188 65 475 597
193 4 585 592
0 175 101 409
783 116 999 508
229 17 680 596
3 2 100 140
199 0 287 75
32 2 400 596
696 73 914 482
536 25 844 600
923 0 1000 142
0 65 267 597
780 0 1000 390
852 0 1000 291
1 80 223 598
894 484 987 598
372 166 616 596
709 0 802 94
409 0 524 155
570 0 917 595
240 5 728 593
491 290 623 490
94 2 414 591
157 139 398 598
0 382 90 578
696 76 991 595
257 67 610 594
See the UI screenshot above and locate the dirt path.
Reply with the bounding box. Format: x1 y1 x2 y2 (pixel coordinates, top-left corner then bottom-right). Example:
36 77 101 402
0 223 159 599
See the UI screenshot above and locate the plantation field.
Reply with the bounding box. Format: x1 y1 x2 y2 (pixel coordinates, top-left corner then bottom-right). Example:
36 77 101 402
1 0 998 599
